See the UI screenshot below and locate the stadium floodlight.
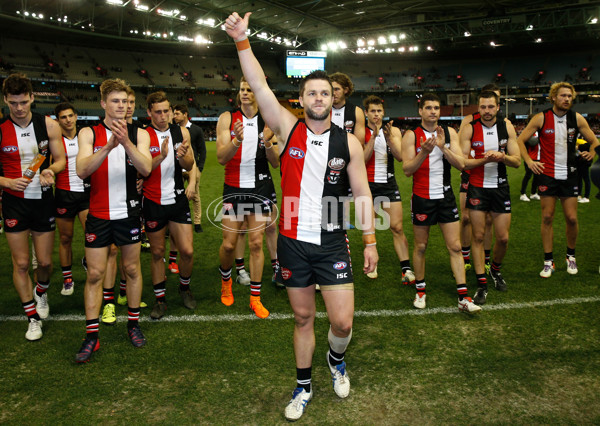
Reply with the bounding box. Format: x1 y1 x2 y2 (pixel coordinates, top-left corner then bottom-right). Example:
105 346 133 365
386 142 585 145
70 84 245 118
367 39 375 46
464 31 471 37
588 17 598 24
327 41 338 51
338 41 347 49
378 36 387 45
427 45 433 51
135 4 149 11
526 25 533 31
197 18 216 27
490 41 496 46
399 33 406 40
257 32 268 40
389 35 398 43
535 38 542 43
321 43 328 51
106 0 124 5
398 47 405 52
357 38 365 47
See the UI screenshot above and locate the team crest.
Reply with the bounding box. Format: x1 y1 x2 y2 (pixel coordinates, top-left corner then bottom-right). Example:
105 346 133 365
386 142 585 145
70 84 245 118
85 233 97 243
415 214 428 222
538 185 548 192
57 208 67 215
281 268 292 280
5 219 18 227
146 221 158 229
469 199 481 206
328 157 345 170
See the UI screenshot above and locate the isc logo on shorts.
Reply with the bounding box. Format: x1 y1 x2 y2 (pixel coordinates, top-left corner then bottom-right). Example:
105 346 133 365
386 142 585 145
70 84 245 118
333 261 347 270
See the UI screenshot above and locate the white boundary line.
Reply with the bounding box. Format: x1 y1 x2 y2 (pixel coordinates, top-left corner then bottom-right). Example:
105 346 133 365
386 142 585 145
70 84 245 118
1 296 598 323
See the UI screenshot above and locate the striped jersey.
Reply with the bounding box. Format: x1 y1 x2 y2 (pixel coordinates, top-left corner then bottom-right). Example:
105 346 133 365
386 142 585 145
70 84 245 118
331 101 357 133
468 118 509 188
279 121 350 245
411 125 451 199
88 122 141 220
143 124 185 205
0 112 51 199
224 109 271 189
56 134 87 192
365 126 395 184
538 109 578 180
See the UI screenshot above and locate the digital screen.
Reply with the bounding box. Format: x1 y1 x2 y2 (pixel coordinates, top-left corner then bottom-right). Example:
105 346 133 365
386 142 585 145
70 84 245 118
286 51 326 78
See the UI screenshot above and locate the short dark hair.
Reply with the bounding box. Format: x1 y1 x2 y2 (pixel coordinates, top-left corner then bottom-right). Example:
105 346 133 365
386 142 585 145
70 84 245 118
419 93 441 107
478 91 499 105
299 70 333 97
146 91 169 110
173 104 189 115
2 73 33 97
363 95 384 110
99 78 129 102
54 102 77 117
482 83 500 93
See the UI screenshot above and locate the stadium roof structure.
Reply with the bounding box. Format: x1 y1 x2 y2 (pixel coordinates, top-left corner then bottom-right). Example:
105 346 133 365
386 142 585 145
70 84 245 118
1 1 599 56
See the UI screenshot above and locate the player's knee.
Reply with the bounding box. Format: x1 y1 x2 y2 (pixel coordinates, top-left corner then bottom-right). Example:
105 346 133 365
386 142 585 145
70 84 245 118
248 238 263 253
220 240 236 255
121 262 139 281
565 214 578 228
390 222 404 236
179 246 193 262
36 259 52 271
13 258 30 274
447 241 462 255
86 267 104 284
294 310 315 328
59 233 73 246
460 215 470 227
414 241 428 254
331 321 353 337
496 233 509 247
541 212 554 225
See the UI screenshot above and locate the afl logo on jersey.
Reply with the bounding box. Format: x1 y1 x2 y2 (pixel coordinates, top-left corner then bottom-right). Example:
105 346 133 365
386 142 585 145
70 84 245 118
93 146 102 153
544 129 554 135
2 145 18 153
328 157 345 170
333 261 347 270
150 146 160 154
472 141 483 148
289 147 305 159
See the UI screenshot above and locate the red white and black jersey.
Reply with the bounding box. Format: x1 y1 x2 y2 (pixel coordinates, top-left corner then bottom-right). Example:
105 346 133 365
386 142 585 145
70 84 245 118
468 118 509 188
279 121 350 245
0 112 51 200
526 131 541 161
143 124 185 205
538 109 578 180
411 125 452 199
56 134 87 192
331 101 358 133
365 126 395 184
88 122 141 220
224 109 271 189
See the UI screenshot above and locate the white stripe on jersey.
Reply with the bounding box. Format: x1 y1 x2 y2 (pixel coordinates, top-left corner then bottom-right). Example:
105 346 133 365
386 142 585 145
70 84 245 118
17 121 43 199
296 130 329 245
331 106 345 130
482 124 501 188
239 115 258 188
553 116 568 180
105 129 129 220
63 136 85 192
155 128 177 204
423 128 444 199
373 129 389 183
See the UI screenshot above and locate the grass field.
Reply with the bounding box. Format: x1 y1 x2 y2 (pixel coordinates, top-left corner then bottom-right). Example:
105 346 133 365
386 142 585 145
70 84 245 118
1 142 599 424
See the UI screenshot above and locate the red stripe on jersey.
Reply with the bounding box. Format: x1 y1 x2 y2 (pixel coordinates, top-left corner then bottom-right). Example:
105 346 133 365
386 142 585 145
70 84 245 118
539 110 558 178
89 126 111 219
143 127 164 204
365 127 375 182
279 123 308 240
469 122 485 187
0 120 24 198
224 110 242 187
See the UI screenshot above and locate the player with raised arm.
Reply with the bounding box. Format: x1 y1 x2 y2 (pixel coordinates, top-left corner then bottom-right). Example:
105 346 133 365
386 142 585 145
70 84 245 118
224 12 378 421
74 78 152 363
516 82 598 277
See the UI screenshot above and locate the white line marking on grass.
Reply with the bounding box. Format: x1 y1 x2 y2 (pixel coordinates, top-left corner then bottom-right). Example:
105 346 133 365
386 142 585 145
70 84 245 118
0 296 598 323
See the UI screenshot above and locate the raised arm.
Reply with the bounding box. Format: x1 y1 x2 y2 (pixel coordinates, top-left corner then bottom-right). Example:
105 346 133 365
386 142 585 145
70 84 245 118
224 12 297 149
